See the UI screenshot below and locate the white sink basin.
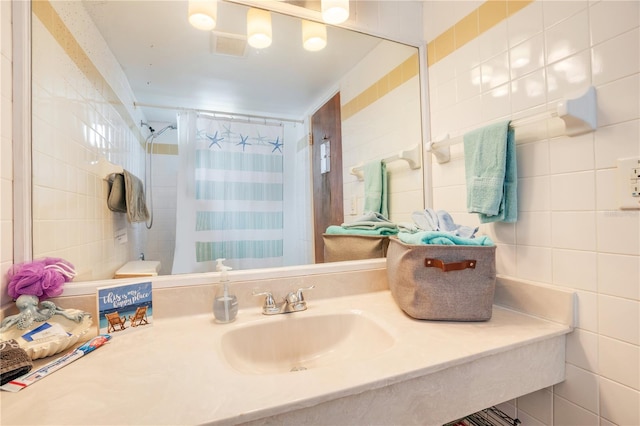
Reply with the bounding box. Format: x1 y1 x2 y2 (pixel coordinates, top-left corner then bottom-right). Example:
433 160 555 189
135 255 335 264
220 312 395 374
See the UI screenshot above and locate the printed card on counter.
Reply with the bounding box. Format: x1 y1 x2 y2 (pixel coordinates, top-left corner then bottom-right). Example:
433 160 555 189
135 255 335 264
97 281 153 336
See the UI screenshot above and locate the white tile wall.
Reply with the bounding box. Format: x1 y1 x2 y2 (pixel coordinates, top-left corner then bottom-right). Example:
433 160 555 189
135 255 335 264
0 0 12 303
426 1 639 424
30 4 146 281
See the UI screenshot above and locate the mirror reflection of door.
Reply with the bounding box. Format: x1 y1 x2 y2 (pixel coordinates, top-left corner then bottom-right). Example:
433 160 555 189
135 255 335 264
312 93 343 263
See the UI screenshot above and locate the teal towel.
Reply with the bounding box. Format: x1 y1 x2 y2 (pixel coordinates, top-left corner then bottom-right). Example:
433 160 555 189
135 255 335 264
398 231 494 246
463 120 517 223
326 225 398 236
363 161 389 218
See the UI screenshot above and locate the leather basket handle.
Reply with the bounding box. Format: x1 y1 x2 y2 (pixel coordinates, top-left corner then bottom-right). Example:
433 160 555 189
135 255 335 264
424 258 477 272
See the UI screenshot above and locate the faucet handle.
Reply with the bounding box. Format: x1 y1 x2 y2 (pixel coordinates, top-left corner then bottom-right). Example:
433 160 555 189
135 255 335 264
295 285 315 302
253 291 279 315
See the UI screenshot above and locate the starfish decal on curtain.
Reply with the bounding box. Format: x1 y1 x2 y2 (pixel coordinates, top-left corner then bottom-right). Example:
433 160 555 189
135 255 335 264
237 134 251 151
253 131 268 144
206 131 224 149
269 136 283 153
221 123 233 138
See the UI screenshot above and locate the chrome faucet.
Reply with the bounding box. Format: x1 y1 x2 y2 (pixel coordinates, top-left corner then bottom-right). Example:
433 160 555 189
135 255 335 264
253 286 315 315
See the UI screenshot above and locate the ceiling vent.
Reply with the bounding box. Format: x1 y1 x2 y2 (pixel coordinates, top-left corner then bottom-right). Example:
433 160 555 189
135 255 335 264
210 31 248 57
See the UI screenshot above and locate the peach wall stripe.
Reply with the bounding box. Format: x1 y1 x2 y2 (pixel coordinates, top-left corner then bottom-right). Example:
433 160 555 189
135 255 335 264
342 52 419 121
426 0 534 67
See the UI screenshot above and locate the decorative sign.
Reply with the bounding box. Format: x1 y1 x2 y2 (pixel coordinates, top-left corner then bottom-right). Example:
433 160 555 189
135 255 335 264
97 281 153 336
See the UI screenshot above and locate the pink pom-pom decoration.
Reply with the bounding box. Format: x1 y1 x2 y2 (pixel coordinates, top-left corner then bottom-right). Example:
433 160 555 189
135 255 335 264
7 258 76 300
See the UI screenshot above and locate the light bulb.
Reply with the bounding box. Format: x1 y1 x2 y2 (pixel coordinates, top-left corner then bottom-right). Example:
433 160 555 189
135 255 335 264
247 8 272 49
188 0 217 31
302 20 327 52
321 0 349 25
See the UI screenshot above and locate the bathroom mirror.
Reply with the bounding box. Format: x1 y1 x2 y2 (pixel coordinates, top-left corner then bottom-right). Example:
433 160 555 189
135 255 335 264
26 0 425 282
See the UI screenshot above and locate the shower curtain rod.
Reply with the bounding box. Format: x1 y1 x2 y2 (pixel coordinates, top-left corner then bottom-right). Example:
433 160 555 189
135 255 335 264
133 102 305 125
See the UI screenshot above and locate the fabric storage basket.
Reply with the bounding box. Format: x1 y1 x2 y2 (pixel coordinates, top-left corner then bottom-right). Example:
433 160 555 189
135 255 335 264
386 237 496 321
323 234 390 262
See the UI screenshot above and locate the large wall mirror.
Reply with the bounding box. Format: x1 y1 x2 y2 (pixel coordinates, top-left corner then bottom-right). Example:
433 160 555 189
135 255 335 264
26 0 426 282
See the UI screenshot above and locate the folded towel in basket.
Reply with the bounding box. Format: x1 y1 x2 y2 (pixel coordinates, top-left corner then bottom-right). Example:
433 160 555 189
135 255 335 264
325 225 398 236
398 231 494 246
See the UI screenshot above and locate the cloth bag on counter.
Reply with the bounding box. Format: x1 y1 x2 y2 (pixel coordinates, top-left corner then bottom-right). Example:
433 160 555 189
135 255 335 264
386 237 496 321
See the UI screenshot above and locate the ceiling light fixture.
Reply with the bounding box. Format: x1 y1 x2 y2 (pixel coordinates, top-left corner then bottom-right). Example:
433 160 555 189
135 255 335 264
302 20 327 52
321 0 349 25
188 0 217 31
247 8 272 49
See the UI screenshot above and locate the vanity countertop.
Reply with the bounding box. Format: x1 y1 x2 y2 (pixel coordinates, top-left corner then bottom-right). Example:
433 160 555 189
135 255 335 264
0 290 571 426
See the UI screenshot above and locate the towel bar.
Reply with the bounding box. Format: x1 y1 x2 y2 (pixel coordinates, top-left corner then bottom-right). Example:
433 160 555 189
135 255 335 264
427 86 597 164
350 143 422 181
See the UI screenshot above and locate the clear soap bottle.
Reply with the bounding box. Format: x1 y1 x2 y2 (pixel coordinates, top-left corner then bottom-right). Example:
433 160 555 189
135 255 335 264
213 258 238 323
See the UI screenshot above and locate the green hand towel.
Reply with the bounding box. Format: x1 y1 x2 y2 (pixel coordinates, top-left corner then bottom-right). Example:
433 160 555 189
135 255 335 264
363 161 389 218
463 120 517 223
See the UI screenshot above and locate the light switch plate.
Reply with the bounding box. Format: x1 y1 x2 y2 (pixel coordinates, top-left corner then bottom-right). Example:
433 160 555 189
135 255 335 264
617 157 640 210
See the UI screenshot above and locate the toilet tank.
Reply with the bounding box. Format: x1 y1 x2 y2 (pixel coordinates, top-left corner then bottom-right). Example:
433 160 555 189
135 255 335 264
114 260 161 279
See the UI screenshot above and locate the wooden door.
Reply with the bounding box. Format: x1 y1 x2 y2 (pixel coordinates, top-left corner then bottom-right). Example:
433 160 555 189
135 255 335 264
311 93 343 263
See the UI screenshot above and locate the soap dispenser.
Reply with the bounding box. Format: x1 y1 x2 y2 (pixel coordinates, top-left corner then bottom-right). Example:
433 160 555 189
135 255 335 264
213 258 238 323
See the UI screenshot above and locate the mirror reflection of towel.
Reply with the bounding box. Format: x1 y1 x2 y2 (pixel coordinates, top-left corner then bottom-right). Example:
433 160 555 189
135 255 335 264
363 161 389 218
107 171 150 223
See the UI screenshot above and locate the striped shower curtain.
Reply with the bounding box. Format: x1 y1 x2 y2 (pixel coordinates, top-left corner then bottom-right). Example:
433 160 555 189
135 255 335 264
172 111 284 273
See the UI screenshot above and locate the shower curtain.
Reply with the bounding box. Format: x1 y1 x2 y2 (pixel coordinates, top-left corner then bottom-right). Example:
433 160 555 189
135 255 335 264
172 111 285 273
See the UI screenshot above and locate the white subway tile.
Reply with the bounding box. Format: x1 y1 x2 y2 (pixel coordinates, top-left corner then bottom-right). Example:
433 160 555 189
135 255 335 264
599 377 640 426
595 169 617 211
543 1 589 29
516 211 551 246
507 1 543 48
516 245 552 283
554 395 599 425
546 50 592 103
517 388 552 425
518 140 550 178
576 290 598 333
495 243 517 277
596 211 640 255
478 21 508 62
552 248 597 291
590 0 640 46
545 10 590 64
456 66 482 102
436 78 457 110
566 328 599 373
549 132 594 174
598 253 640 301
483 221 516 245
511 69 547 114
592 28 640 87
599 335 640 391
597 74 640 127
454 38 481 76
554 364 600 414
598 294 640 345
481 52 510 91
551 211 597 251
551 171 596 211
510 34 545 80
518 176 551 212
481 84 511 122
594 120 640 170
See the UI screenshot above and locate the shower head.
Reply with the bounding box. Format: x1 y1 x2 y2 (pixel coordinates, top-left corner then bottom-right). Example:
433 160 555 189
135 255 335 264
150 124 177 138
